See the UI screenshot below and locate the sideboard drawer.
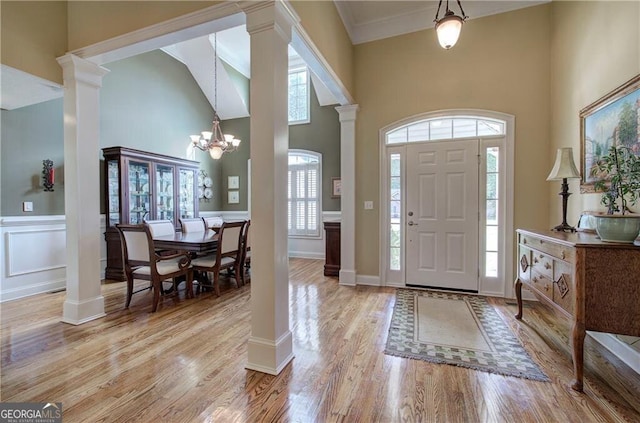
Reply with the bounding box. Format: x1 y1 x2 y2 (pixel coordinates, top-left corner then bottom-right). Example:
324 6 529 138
521 234 575 262
531 270 553 300
531 251 553 279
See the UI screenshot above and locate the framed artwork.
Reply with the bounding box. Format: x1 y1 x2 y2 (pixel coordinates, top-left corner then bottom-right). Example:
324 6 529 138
228 190 239 204
331 177 341 198
228 175 239 189
580 74 640 192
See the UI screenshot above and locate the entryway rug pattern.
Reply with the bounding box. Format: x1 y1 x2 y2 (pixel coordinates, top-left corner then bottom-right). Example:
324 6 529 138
384 288 549 381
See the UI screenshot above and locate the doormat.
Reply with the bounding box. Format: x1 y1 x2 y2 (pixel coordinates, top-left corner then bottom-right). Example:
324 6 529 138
384 288 549 381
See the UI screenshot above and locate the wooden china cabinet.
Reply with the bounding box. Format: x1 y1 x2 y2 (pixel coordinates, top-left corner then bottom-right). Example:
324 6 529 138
103 146 200 281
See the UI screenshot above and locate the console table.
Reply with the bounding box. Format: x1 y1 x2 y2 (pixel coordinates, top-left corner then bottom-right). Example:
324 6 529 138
515 229 640 392
324 220 340 277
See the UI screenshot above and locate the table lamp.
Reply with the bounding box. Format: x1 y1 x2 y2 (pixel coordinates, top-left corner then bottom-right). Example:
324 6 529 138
547 147 581 232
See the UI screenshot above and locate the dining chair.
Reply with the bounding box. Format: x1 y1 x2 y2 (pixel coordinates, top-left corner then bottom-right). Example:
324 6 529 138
203 216 224 231
191 220 246 296
240 220 251 285
116 224 193 312
145 219 175 238
180 217 206 233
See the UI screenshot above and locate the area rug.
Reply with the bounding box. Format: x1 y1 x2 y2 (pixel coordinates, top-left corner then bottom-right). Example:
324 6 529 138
384 288 549 381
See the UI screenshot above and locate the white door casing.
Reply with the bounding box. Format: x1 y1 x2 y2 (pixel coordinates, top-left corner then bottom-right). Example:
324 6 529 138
405 140 479 291
380 110 514 297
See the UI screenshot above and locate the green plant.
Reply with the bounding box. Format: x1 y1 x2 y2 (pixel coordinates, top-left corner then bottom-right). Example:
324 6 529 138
592 145 640 214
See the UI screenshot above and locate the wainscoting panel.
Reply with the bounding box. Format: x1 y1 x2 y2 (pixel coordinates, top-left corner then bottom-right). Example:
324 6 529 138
7 228 66 276
0 215 107 302
1 216 67 302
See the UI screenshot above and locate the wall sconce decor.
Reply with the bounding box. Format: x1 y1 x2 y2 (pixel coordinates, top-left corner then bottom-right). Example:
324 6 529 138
43 159 55 192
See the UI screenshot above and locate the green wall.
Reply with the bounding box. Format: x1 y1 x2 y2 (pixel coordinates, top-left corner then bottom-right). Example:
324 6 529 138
215 85 341 212
1 50 219 215
1 99 65 215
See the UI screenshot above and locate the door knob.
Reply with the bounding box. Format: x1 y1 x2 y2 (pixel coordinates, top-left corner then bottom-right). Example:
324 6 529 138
408 221 418 226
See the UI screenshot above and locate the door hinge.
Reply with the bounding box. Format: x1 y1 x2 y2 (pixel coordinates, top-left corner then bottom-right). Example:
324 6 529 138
477 154 481 165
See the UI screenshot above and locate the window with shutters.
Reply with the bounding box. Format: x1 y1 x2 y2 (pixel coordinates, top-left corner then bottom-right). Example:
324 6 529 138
288 150 321 238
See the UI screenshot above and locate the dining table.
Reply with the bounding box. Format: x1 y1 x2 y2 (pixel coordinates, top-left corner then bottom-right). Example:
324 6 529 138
152 229 218 254
152 229 219 294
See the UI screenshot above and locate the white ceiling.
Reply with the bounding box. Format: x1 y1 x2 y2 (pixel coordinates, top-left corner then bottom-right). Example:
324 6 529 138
1 0 549 111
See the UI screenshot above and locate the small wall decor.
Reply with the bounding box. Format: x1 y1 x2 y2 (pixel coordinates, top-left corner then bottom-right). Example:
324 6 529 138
331 177 341 198
43 159 54 192
228 175 239 189
228 191 239 204
198 170 211 202
580 74 640 192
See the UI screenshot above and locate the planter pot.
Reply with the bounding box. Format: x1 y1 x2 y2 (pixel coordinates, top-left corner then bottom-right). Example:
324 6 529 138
593 214 640 243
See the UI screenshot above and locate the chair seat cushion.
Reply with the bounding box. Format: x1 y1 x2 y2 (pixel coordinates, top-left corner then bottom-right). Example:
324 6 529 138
191 255 235 268
133 259 186 278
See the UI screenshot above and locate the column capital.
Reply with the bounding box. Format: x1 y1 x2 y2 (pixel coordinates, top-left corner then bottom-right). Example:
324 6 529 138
57 54 109 88
335 104 359 122
242 0 299 41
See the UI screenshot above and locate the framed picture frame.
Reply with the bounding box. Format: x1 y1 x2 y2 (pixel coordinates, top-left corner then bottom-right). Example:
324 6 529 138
580 74 640 192
331 177 341 198
228 191 239 204
228 175 239 189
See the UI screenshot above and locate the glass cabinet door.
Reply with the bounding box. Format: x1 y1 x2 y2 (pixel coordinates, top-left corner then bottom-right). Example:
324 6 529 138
107 160 120 226
179 168 196 219
156 164 175 223
128 161 151 224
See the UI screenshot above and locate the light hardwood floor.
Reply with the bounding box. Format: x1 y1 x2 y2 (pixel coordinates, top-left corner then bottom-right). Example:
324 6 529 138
1 258 639 422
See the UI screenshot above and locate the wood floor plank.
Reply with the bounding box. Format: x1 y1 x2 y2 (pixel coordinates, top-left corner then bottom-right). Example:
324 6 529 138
1 258 639 422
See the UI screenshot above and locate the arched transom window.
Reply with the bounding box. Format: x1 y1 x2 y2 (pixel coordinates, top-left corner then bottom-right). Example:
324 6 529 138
386 117 505 144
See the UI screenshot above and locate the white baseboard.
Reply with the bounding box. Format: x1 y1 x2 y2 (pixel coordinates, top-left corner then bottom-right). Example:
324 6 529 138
356 275 381 286
288 251 324 260
589 331 640 375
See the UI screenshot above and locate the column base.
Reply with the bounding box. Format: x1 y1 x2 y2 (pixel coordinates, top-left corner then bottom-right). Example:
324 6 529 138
246 331 294 375
339 269 357 286
61 295 106 325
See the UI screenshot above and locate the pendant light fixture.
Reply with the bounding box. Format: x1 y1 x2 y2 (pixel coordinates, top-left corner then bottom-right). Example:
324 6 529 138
189 33 241 160
434 0 468 50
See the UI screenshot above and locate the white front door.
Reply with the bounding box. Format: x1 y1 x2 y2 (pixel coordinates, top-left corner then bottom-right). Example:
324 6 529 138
405 140 479 291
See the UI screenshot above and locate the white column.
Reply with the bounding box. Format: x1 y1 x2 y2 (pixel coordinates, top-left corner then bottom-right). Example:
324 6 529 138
335 105 359 286
243 1 297 375
57 54 109 325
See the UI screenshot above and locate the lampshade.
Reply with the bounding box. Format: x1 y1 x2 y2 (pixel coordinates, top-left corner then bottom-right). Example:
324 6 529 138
209 146 223 160
547 148 581 181
433 0 468 50
436 15 464 49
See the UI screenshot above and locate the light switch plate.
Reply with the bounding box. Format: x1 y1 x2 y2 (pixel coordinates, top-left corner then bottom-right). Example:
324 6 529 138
23 201 33 212
364 201 374 210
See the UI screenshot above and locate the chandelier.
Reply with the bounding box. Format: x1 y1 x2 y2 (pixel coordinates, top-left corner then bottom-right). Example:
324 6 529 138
434 0 468 50
189 33 241 160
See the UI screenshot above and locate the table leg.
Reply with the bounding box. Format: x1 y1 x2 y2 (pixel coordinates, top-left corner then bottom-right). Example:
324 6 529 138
515 278 523 320
571 320 586 392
